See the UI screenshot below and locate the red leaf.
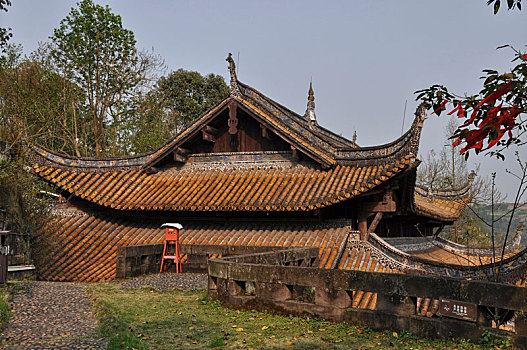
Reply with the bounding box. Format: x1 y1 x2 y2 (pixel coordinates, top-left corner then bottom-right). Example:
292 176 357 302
477 82 513 107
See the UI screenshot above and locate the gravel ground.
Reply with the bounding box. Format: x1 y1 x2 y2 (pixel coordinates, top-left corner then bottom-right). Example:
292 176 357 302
1 281 105 350
0 273 207 349
117 272 208 291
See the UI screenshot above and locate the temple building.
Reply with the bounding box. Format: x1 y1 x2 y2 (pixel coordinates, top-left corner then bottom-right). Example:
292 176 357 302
32 54 525 313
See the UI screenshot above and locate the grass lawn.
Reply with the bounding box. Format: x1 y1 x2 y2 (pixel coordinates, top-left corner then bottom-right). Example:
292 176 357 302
0 287 9 328
90 284 512 349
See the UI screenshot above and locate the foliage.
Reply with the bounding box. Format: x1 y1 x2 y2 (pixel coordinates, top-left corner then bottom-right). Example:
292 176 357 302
121 90 175 154
90 284 499 349
487 0 522 13
0 288 10 328
0 0 12 54
479 330 512 348
157 69 229 133
50 0 164 156
0 45 90 157
0 157 52 262
417 119 500 245
415 47 527 160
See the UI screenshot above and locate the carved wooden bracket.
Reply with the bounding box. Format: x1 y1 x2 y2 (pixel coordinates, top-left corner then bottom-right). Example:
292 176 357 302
173 147 189 163
228 100 238 135
261 124 271 139
202 125 218 142
291 145 300 161
145 166 158 174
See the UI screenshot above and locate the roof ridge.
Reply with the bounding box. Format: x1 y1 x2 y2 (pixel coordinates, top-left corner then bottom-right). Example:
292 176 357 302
32 146 153 171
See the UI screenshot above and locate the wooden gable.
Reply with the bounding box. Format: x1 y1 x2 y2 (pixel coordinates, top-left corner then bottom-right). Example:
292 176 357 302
144 98 315 170
184 100 291 155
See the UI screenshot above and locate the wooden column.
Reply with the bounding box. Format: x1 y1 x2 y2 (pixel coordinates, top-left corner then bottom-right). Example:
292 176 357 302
358 216 368 240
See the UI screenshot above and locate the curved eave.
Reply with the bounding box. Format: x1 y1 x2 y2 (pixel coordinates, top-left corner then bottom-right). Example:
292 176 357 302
333 106 426 165
412 190 469 222
412 174 473 222
32 146 154 172
33 154 414 212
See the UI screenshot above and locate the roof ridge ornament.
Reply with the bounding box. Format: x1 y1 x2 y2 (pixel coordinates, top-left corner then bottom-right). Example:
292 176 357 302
304 81 317 128
409 102 427 156
226 53 241 98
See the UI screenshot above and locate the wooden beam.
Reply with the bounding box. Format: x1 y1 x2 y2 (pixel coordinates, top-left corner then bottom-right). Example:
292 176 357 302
175 147 189 155
202 130 216 142
291 145 300 161
367 212 383 234
261 124 271 139
203 125 218 135
363 200 396 213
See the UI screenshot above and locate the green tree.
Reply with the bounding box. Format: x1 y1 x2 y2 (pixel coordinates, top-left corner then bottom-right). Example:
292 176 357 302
0 0 12 54
157 69 229 133
0 45 88 157
121 90 174 154
417 119 499 245
50 0 164 156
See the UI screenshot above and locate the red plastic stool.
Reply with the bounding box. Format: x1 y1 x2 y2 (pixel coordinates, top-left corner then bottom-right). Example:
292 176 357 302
160 223 183 273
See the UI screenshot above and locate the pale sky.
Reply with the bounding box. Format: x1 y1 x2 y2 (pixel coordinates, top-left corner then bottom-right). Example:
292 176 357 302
2 0 526 198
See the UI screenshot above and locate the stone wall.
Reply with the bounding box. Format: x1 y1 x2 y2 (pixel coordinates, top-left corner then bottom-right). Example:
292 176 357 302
208 247 527 348
115 244 288 279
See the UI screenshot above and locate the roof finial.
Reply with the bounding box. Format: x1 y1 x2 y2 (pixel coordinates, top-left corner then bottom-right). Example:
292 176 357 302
226 53 241 98
352 130 357 145
304 81 317 127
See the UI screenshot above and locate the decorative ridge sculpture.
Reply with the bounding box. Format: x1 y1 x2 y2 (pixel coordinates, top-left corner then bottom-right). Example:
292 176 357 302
304 81 317 128
226 53 241 98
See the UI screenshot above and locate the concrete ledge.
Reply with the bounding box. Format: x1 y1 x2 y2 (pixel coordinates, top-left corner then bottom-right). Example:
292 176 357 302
8 265 36 281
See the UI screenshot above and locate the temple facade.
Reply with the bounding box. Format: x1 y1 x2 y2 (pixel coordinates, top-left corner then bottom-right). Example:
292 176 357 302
31 54 525 309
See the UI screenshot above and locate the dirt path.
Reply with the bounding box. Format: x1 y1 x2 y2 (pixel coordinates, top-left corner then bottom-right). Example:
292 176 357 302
1 281 105 349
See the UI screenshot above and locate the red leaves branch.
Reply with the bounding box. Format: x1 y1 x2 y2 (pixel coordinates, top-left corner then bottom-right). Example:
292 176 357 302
430 82 520 154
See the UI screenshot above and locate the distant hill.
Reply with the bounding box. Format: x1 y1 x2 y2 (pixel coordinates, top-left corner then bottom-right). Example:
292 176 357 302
440 203 526 248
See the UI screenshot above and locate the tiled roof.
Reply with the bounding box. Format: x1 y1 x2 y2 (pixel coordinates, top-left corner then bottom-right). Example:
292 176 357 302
33 211 351 282
33 155 414 212
413 185 470 222
139 89 426 170
32 208 398 310
410 245 516 265
33 208 526 308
